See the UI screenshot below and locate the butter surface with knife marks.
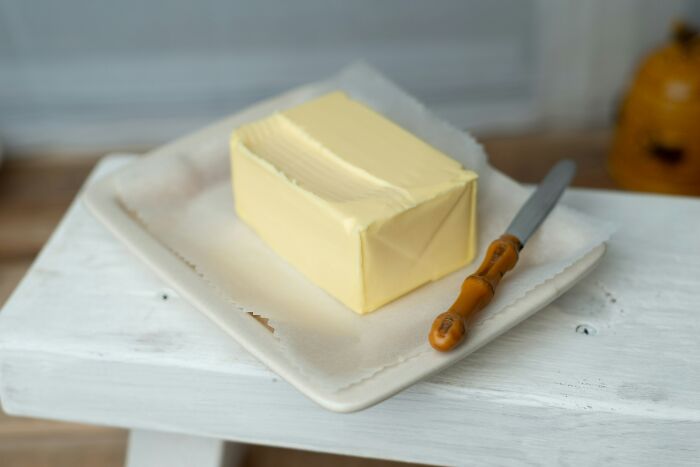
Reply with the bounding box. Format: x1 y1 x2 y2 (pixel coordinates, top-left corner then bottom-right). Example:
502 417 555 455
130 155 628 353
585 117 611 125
231 91 478 314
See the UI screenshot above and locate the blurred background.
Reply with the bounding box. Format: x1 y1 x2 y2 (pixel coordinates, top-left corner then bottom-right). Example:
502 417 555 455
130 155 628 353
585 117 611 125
1 0 697 154
1 0 699 466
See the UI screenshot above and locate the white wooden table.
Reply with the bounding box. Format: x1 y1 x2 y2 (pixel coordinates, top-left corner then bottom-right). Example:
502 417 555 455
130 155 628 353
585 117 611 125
1 156 700 467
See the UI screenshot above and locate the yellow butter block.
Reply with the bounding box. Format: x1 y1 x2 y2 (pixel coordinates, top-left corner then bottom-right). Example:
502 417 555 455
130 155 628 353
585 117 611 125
231 91 477 314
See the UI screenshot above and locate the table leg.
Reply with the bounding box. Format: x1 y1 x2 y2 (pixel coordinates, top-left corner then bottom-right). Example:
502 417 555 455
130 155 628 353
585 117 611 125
125 429 246 467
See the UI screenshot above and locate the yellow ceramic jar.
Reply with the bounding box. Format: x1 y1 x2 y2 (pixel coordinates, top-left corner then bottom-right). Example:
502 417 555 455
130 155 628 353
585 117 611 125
609 22 700 195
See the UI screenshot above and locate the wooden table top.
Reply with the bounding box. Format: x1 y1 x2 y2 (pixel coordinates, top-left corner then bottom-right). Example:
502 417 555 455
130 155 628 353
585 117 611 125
2 133 700 466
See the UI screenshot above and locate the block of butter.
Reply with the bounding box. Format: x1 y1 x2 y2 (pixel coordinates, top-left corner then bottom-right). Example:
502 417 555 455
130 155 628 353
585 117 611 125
230 91 477 314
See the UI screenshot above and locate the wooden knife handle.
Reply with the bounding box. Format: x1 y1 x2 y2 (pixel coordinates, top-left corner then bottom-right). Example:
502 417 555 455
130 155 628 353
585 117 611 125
429 234 522 352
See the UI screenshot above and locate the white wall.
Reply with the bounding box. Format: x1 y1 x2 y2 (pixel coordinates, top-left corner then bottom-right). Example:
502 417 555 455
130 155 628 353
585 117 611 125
0 0 693 155
535 0 690 127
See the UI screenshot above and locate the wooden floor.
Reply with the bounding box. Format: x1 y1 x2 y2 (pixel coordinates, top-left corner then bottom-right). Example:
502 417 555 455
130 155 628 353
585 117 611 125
0 130 616 466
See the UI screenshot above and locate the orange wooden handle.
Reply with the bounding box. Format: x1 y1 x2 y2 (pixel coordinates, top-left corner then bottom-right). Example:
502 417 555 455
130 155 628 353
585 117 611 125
429 234 521 352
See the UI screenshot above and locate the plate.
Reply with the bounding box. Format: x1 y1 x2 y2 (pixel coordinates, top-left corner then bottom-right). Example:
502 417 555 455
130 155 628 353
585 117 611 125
83 156 605 413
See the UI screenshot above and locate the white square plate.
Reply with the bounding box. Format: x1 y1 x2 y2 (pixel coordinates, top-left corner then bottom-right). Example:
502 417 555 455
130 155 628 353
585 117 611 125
83 140 605 413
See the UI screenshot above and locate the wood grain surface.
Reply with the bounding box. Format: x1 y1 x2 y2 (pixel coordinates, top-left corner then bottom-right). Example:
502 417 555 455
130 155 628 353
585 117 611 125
0 131 623 467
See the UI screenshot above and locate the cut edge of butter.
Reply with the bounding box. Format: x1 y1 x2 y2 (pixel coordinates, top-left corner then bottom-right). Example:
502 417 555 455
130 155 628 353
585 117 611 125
230 91 478 314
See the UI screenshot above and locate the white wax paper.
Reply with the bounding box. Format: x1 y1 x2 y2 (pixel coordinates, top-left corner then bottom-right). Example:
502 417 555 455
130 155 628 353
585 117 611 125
116 64 614 391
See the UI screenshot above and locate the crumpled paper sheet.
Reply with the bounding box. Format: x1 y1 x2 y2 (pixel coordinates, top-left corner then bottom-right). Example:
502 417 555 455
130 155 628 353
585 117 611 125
116 64 615 391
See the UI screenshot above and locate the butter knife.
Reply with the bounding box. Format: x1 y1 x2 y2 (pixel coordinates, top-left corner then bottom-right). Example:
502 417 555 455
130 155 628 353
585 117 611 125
429 160 577 351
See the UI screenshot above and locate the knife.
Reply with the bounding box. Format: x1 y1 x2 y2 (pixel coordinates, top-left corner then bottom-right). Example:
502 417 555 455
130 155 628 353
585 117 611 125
428 160 577 352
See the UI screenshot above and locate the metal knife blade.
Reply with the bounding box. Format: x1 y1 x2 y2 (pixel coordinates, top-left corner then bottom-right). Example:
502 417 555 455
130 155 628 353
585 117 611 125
506 159 576 246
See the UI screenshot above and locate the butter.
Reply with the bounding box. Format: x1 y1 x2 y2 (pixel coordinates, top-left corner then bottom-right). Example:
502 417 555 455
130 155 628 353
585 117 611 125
231 91 477 314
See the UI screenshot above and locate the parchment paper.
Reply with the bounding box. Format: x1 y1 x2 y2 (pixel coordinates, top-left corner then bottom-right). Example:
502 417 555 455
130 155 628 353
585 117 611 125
116 64 614 391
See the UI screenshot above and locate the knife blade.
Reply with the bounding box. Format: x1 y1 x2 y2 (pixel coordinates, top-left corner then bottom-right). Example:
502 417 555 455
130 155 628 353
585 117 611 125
428 160 577 352
506 159 576 244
